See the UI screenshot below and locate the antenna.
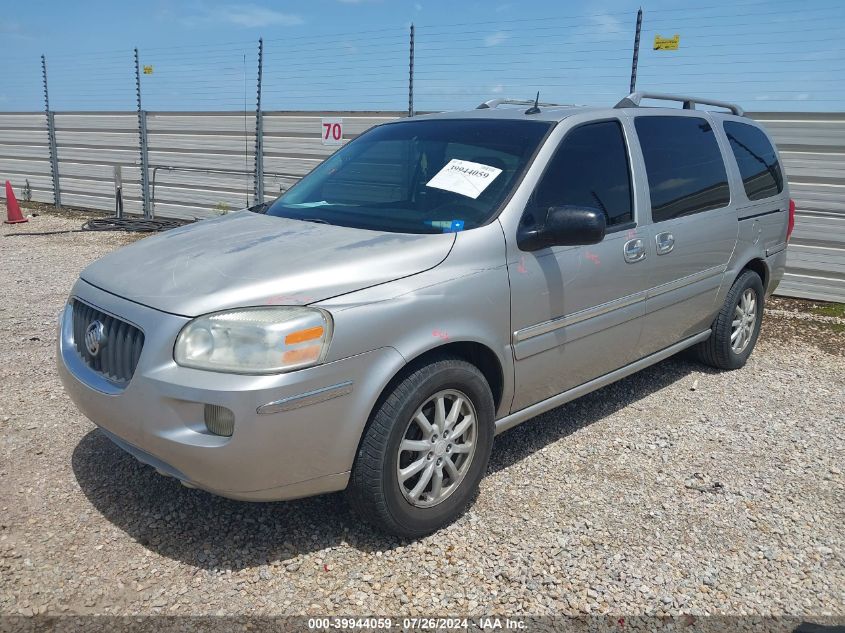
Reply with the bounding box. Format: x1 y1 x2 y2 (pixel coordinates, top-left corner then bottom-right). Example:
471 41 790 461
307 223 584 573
524 91 541 115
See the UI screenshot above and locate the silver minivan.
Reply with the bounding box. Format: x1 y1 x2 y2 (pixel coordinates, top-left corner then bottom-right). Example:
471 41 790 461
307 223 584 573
58 92 794 537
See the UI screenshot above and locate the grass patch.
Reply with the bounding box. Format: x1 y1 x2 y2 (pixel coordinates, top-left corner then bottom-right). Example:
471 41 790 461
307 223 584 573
810 302 845 319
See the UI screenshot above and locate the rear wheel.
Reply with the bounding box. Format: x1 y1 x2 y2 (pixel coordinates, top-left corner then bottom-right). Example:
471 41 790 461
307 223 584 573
347 356 494 538
694 269 764 370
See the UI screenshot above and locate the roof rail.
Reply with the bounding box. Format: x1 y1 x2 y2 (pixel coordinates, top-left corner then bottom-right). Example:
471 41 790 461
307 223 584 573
614 91 745 116
476 98 576 110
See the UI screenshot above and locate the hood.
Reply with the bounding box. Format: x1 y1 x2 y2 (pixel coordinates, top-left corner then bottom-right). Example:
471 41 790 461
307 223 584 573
80 211 456 317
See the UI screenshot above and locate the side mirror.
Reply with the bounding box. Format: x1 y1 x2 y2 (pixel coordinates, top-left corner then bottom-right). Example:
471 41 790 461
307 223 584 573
517 205 606 251
248 201 271 214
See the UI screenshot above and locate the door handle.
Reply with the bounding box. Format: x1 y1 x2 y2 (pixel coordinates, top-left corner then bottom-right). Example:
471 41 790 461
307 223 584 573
655 231 675 255
623 238 646 263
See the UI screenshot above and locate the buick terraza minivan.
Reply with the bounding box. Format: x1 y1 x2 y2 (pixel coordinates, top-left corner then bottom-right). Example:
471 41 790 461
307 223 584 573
59 92 794 537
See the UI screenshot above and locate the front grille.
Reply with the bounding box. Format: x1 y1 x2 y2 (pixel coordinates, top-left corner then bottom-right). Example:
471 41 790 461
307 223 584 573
71 299 144 385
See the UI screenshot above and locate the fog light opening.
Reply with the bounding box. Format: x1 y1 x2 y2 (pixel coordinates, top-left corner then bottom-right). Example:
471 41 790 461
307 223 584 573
204 404 235 437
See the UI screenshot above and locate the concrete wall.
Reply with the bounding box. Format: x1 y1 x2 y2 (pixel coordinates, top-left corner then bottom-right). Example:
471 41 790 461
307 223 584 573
749 112 845 303
1 109 842 302
0 110 401 219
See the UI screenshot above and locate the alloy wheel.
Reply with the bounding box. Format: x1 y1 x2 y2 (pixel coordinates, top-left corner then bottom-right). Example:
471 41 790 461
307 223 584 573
731 288 757 354
396 389 478 508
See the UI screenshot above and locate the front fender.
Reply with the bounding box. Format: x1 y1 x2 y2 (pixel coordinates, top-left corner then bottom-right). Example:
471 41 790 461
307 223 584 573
318 222 514 418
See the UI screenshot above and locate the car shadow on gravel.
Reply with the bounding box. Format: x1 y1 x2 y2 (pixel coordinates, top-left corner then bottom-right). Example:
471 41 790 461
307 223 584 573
72 430 391 570
72 354 709 570
488 355 713 473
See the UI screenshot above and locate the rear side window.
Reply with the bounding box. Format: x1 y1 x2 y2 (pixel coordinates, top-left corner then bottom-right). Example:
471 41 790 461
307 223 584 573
635 116 730 222
724 121 784 200
531 120 633 228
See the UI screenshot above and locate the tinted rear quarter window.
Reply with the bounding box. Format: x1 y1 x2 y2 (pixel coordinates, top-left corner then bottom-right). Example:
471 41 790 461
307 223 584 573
530 120 633 228
723 121 784 201
635 116 730 222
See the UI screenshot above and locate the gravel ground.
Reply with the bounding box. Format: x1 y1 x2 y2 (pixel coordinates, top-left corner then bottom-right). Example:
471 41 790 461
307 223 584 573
1 211 843 620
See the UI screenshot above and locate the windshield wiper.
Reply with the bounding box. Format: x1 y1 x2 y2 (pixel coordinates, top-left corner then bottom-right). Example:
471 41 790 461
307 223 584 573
298 217 332 225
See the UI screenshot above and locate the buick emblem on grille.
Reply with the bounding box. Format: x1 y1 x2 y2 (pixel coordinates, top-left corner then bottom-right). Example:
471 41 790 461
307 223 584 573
85 320 106 357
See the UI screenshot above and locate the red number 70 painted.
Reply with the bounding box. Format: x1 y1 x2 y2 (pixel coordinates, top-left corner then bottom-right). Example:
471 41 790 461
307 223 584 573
323 123 342 141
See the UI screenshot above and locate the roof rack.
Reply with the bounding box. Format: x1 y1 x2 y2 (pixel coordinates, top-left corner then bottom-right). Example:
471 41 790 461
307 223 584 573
476 98 576 110
614 91 745 116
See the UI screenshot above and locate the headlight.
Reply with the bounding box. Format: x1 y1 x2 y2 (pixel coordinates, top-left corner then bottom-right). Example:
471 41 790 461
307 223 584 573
174 307 332 374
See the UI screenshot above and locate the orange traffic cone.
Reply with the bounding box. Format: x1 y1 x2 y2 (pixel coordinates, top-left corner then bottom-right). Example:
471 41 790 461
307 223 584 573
4 180 28 224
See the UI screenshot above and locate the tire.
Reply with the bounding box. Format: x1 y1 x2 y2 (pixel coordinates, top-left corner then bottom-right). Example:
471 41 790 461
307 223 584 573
346 356 495 538
694 269 765 370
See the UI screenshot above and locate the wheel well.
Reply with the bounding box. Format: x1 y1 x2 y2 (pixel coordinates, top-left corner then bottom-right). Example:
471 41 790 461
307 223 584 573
351 342 505 471
440 342 504 410
374 342 505 418
741 258 769 289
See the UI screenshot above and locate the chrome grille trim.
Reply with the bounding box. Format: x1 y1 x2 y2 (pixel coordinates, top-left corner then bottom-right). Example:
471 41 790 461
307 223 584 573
71 299 144 385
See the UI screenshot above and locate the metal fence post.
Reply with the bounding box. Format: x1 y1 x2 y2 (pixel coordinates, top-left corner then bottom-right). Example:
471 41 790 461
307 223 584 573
134 48 151 218
408 24 415 117
41 55 61 208
629 8 643 94
253 37 264 204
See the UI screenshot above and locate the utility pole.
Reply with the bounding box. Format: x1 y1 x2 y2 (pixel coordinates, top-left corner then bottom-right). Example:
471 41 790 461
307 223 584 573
41 55 61 207
254 37 264 205
408 24 415 117
629 8 643 94
135 48 151 218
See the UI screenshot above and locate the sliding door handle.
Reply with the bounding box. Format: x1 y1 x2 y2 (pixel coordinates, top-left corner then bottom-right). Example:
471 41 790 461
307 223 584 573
623 238 646 263
655 232 675 255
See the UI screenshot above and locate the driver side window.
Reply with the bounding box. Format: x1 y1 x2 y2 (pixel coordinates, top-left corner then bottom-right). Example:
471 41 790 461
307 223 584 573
530 120 634 229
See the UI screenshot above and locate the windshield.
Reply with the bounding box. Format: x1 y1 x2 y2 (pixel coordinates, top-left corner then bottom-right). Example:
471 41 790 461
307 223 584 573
266 118 552 234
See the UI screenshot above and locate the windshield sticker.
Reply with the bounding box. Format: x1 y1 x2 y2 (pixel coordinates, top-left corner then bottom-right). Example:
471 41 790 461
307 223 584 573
426 159 503 199
425 220 465 233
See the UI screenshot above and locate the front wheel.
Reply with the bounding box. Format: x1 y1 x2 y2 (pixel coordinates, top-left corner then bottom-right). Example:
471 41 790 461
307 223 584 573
694 269 765 370
346 356 494 538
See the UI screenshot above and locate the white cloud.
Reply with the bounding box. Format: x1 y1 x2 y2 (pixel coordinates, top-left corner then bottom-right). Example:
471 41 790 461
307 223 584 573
491 84 504 94
795 93 810 101
0 19 33 41
590 13 624 36
652 177 694 192
216 4 302 27
484 31 508 47
181 3 303 28
0 20 23 34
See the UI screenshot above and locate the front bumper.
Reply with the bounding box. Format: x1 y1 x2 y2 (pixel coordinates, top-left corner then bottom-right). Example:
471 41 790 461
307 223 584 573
58 279 405 501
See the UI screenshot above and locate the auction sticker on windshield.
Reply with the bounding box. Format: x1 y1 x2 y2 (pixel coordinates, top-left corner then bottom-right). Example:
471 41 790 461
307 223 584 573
426 159 502 199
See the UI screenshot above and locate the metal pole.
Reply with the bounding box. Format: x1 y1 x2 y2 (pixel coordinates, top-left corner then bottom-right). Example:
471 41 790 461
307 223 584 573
114 165 124 219
253 37 264 205
41 55 61 208
629 8 643 94
408 24 415 117
135 47 151 218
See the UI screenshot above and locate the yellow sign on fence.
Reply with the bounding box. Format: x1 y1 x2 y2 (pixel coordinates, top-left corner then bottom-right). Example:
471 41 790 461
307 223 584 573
653 34 680 51
143 65 154 75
